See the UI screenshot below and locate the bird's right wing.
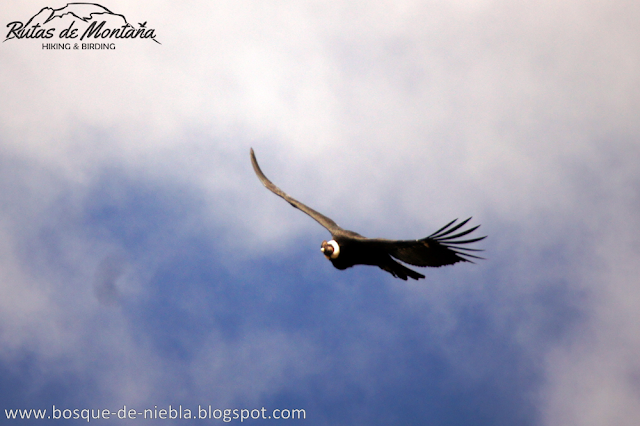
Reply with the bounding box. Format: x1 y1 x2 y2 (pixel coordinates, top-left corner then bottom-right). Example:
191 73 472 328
251 148 346 235
364 218 486 267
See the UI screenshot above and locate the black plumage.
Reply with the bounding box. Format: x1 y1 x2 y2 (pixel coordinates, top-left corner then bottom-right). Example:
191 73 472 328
250 148 485 280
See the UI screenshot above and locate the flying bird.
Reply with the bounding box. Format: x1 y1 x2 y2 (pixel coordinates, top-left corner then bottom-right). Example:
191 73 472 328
250 148 486 280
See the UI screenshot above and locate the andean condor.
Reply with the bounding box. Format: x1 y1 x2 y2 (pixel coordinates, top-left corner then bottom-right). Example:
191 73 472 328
251 148 486 280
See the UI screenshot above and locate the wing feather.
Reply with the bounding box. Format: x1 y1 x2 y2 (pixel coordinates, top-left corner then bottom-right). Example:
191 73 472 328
251 148 345 234
428 218 458 238
428 217 472 238
434 225 480 241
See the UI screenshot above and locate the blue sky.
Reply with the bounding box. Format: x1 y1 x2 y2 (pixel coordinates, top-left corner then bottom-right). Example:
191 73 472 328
1 1 640 425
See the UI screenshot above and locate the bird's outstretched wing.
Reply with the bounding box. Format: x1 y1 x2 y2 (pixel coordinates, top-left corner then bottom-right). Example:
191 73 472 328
365 218 486 267
251 148 346 235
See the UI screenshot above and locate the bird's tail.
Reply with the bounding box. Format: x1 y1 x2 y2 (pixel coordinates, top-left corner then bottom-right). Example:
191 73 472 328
381 259 425 280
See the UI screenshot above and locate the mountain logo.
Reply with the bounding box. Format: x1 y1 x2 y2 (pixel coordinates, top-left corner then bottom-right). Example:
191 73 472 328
5 2 160 46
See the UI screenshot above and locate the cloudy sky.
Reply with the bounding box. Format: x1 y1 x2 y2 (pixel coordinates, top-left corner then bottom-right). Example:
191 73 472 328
1 1 639 424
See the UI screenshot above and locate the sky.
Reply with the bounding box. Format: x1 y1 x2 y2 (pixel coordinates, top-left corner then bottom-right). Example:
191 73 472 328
1 1 639 425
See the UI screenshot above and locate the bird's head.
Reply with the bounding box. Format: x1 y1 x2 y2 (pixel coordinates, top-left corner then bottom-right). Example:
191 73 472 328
321 240 340 259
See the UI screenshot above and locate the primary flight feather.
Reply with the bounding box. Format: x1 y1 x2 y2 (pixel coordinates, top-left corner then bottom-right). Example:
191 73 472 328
250 148 485 280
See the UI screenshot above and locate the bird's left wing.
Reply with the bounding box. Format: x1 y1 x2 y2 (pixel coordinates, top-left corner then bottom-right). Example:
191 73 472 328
364 218 486 267
250 148 345 234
